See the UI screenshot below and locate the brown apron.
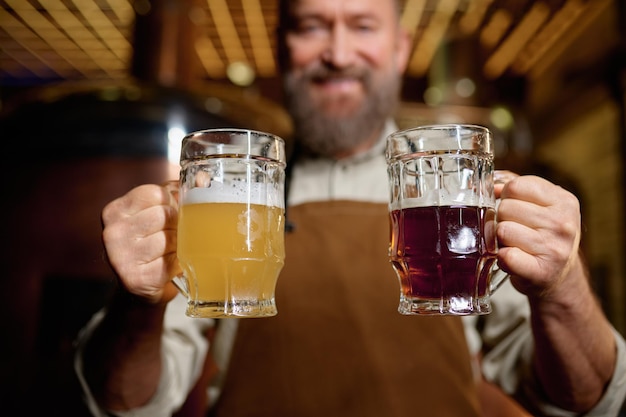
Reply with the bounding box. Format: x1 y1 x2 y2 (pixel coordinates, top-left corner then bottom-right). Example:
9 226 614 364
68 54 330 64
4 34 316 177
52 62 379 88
210 201 481 417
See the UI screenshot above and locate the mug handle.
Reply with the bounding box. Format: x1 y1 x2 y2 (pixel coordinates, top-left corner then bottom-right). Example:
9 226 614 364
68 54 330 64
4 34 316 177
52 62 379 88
164 180 188 298
490 188 512 294
172 274 190 298
489 264 509 294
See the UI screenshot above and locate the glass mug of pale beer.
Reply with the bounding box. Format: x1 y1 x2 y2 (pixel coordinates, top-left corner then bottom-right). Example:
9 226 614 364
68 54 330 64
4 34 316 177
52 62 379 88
385 124 508 315
173 128 286 318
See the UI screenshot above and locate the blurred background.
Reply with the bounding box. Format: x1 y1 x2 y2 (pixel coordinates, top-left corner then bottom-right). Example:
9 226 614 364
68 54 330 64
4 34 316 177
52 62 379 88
0 0 624 415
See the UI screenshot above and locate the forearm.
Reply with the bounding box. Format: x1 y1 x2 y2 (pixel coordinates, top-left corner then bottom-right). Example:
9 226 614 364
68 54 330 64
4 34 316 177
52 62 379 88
83 289 168 411
529 257 616 412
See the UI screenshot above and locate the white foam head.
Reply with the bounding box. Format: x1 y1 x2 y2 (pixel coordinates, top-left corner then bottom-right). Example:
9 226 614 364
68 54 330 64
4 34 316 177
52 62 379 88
391 189 495 210
182 181 284 209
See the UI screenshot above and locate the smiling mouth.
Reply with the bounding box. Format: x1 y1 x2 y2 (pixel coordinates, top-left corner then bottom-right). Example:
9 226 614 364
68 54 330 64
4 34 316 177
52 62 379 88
313 73 360 82
313 76 362 94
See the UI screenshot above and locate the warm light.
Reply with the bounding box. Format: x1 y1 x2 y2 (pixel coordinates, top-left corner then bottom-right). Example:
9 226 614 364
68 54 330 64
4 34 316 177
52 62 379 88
408 0 460 76
207 0 246 63
455 78 476 98
241 0 275 77
459 0 493 35
489 106 514 131
483 2 550 79
227 62 256 87
424 86 443 106
479 9 512 49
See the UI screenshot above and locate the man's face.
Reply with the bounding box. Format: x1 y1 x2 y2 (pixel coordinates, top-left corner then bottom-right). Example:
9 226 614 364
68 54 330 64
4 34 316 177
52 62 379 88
282 0 410 158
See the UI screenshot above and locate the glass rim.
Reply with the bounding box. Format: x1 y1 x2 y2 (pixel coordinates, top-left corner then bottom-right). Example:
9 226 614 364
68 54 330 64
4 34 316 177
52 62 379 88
385 123 493 161
182 127 285 143
180 127 286 164
388 123 490 137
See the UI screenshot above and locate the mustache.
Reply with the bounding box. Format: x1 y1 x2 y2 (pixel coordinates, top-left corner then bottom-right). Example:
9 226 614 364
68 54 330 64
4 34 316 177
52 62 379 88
304 65 369 84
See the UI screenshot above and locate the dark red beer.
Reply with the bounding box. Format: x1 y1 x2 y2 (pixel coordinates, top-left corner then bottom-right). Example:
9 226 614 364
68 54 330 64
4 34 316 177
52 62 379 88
389 205 497 303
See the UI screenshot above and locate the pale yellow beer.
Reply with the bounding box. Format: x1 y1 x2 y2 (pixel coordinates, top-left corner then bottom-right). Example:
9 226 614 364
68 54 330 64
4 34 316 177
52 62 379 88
178 201 284 316
176 180 285 317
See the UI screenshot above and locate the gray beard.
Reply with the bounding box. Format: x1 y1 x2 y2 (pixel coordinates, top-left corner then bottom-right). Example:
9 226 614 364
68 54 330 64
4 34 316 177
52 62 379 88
283 66 401 158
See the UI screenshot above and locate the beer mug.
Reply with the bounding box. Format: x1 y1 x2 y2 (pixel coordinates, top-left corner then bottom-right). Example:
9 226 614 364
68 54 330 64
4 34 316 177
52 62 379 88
385 124 508 315
173 128 286 318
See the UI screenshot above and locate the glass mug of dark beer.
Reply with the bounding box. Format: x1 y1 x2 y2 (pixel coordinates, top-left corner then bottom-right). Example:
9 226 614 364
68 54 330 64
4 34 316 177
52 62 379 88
173 128 287 318
385 124 508 315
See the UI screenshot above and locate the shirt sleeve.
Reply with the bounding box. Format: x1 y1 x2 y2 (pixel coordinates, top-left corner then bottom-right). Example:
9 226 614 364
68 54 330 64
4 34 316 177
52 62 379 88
518 327 626 417
473 279 626 416
74 294 215 417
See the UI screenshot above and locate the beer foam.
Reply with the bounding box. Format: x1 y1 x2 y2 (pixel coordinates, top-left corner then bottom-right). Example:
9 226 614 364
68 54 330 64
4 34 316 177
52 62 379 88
183 181 284 208
392 190 494 210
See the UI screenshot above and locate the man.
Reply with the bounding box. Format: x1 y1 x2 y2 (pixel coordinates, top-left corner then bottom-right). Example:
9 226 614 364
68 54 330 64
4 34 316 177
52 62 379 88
75 0 626 415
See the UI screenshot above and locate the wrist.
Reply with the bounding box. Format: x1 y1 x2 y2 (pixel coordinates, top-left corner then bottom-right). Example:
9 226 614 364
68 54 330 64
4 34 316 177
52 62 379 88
108 286 168 331
528 255 593 318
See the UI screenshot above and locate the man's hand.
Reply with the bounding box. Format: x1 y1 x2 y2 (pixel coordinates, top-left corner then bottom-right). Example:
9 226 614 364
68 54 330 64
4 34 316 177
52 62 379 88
102 183 181 304
494 173 582 303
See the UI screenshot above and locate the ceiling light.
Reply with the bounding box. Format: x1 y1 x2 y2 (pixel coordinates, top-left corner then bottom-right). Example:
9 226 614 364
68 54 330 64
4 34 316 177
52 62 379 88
226 62 255 87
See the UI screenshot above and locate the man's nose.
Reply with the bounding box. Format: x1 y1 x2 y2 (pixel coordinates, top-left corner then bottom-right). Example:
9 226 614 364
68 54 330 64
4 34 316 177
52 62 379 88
321 25 356 68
